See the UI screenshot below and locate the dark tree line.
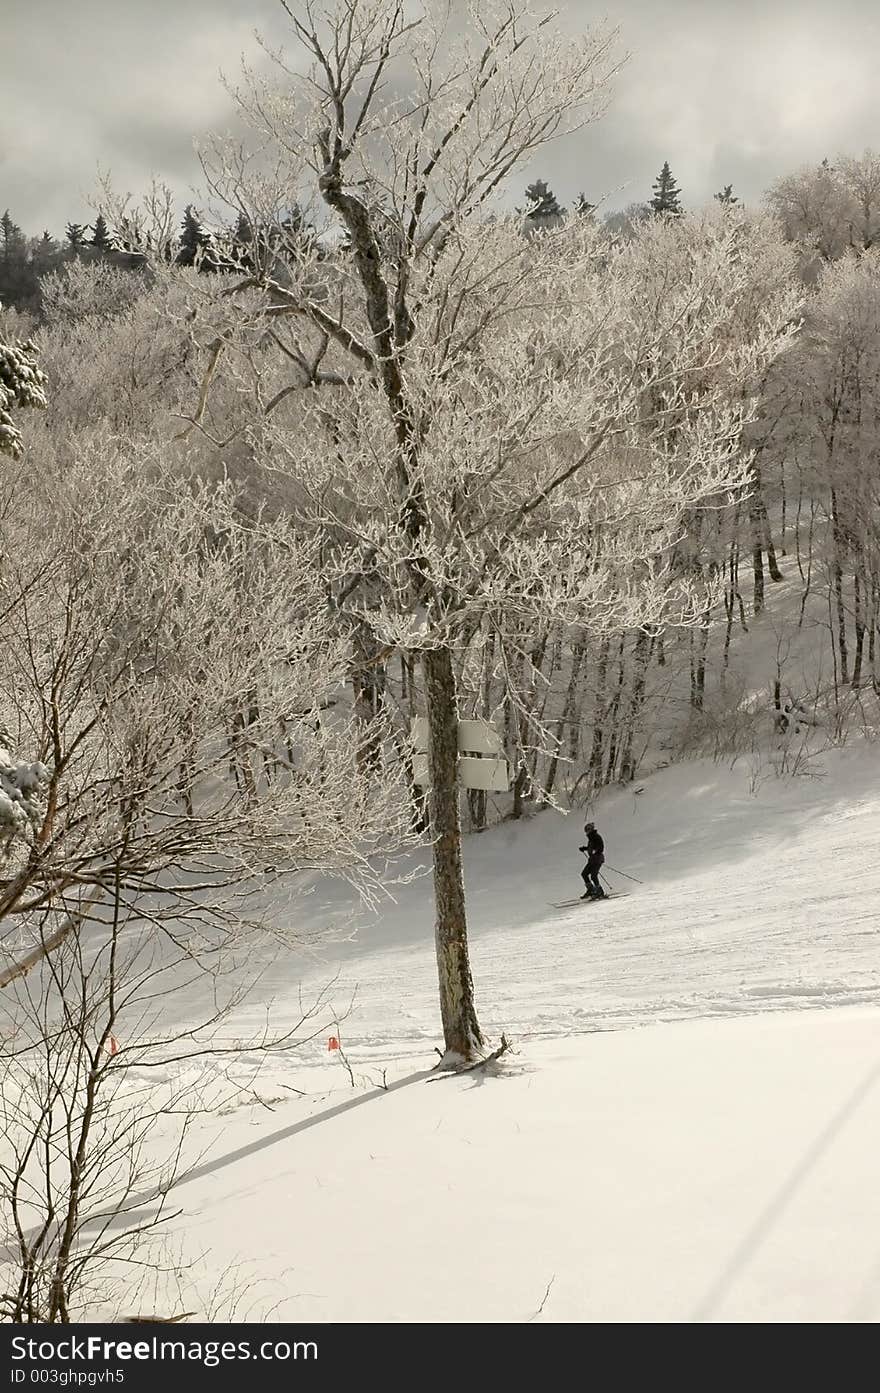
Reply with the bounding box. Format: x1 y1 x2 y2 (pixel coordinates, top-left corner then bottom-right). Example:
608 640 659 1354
1 210 125 314
0 199 315 316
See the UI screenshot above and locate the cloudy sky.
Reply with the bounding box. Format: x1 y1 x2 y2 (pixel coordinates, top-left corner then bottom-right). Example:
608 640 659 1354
3 0 879 236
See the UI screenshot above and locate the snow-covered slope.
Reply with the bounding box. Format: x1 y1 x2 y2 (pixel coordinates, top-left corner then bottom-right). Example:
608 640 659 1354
172 742 880 1069
105 742 880 1324
155 1009 880 1323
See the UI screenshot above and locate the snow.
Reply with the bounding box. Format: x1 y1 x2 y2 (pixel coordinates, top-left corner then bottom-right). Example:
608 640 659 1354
161 741 880 1060
154 1010 880 1323
98 740 880 1323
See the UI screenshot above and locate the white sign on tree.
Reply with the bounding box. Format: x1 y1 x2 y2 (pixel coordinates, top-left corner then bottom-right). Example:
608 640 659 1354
412 718 509 793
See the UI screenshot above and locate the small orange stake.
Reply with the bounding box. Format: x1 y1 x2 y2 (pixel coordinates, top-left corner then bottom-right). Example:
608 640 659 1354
328 1036 339 1051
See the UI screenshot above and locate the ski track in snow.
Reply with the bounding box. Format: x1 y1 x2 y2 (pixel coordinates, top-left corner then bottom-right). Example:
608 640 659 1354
157 745 880 1074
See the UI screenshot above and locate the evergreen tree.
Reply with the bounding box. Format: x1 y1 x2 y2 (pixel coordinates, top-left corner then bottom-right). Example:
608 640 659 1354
90 213 112 251
574 192 595 217
227 211 254 270
177 205 210 268
1 211 26 261
0 330 48 459
523 179 565 219
232 211 253 244
30 232 63 278
650 162 683 216
0 212 35 312
714 184 738 206
65 223 88 251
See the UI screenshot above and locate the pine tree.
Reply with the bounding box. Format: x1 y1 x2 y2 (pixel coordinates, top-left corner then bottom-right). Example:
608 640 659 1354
523 179 565 219
0 212 35 312
177 205 224 270
177 205 209 267
179 205 201 264
226 211 253 270
1 211 26 261
714 184 738 206
0 331 48 459
65 223 88 251
90 214 112 251
30 232 62 278
574 192 595 217
650 162 683 216
233 211 253 244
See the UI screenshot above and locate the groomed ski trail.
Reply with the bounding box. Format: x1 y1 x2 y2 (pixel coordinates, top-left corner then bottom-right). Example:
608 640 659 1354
166 744 880 1074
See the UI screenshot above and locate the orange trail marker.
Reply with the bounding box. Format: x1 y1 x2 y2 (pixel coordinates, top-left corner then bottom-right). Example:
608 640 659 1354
328 1036 339 1051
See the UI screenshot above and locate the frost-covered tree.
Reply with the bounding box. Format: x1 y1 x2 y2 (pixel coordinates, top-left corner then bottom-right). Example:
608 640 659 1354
650 161 683 215
0 434 416 988
834 150 880 251
0 429 421 1317
765 152 880 274
767 159 853 269
0 329 47 459
715 184 738 206
773 251 880 692
0 735 48 858
603 201 651 240
173 0 799 1064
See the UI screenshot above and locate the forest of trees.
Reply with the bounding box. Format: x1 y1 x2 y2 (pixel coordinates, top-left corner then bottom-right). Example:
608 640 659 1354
3 0 880 1321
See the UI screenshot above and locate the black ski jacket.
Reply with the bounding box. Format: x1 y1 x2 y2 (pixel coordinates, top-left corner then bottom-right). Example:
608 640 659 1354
582 829 604 862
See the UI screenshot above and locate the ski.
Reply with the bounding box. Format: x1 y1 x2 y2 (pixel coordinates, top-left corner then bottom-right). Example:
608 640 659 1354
549 892 630 908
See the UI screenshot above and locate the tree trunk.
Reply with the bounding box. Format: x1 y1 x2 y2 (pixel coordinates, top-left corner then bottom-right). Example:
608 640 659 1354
603 637 627 781
830 488 849 684
352 625 387 769
589 636 610 779
870 578 879 694
423 646 484 1063
723 537 739 668
619 629 651 781
541 639 585 803
751 534 765 615
765 522 784 582
690 609 711 711
852 569 865 689
749 465 767 614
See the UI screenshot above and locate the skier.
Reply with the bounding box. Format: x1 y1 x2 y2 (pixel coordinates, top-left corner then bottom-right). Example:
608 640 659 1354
579 822 606 899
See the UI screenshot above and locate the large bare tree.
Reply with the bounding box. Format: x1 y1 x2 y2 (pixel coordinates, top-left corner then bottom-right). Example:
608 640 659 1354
144 0 800 1064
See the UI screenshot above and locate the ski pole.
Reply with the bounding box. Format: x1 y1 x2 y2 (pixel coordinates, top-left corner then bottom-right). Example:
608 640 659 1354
604 863 644 885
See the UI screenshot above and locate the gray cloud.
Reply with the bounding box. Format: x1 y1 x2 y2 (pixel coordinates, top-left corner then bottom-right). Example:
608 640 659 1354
2 0 879 235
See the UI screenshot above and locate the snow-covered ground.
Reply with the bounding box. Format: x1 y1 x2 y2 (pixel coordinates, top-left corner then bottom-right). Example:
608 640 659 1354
93 740 880 1323
165 741 880 1063
154 1009 880 1323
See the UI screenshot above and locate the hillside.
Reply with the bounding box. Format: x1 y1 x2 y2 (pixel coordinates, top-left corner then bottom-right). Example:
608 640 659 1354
103 743 880 1323
163 741 880 1062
